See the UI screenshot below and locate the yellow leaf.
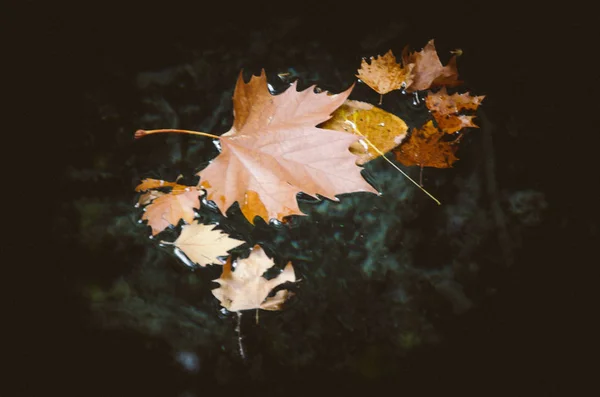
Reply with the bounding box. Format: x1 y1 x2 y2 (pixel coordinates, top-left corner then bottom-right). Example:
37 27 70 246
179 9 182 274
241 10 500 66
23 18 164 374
321 100 408 165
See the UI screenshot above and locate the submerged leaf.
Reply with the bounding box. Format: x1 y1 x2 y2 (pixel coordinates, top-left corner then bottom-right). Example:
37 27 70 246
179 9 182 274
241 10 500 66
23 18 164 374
212 245 296 312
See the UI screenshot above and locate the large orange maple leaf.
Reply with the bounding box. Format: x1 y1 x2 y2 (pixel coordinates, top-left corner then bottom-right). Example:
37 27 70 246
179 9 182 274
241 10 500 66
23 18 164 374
197 70 378 224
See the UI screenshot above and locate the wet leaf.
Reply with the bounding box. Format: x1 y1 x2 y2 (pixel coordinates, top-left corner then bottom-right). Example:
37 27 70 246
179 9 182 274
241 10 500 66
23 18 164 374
425 86 485 133
356 50 414 95
212 245 296 312
135 178 204 235
394 120 458 168
402 39 461 92
321 100 408 165
168 221 245 267
197 70 378 224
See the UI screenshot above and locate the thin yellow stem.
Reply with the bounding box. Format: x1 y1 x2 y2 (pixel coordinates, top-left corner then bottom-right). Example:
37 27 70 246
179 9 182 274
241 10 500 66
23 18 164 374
348 116 441 205
135 129 221 140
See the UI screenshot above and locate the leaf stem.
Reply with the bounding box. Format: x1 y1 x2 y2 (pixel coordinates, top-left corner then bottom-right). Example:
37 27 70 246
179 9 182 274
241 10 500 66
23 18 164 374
348 117 441 205
236 311 246 360
135 129 221 140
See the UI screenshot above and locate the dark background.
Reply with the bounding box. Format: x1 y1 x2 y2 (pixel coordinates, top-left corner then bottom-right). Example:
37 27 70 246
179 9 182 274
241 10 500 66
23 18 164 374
10 1 595 395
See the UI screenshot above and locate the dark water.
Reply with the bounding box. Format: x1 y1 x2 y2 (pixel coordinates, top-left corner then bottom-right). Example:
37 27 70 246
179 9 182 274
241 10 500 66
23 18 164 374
15 2 594 396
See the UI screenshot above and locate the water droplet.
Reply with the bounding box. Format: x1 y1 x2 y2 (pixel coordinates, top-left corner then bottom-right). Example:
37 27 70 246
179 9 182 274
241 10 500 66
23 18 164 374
213 140 222 152
267 83 276 94
174 247 196 268
134 203 139 208
413 92 421 104
149 235 154 239
137 220 143 223
378 122 385 127
159 180 164 186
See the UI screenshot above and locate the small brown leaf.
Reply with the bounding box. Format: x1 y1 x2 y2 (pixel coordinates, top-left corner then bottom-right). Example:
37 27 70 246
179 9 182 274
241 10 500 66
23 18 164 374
212 245 296 312
425 87 485 134
425 87 485 114
394 120 458 168
402 39 461 92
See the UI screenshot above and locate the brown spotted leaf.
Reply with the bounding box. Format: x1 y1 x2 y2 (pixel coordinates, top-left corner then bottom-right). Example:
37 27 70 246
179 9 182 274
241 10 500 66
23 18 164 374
394 120 458 168
425 86 485 114
356 50 414 95
425 87 485 133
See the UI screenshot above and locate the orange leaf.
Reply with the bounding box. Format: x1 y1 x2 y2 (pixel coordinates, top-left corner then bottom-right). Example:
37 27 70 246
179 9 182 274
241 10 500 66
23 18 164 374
402 39 461 92
135 178 204 235
394 121 458 168
212 245 296 312
135 178 182 192
425 87 485 133
355 50 414 95
425 86 485 114
197 70 378 224
433 114 478 134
